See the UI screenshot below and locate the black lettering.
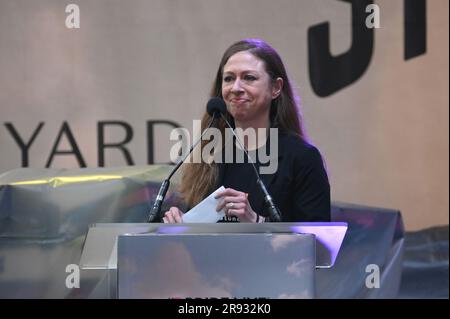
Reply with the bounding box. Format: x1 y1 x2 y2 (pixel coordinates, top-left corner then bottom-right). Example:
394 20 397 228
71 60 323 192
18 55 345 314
46 121 86 167
97 121 134 166
146 120 181 164
5 122 44 167
308 0 374 97
405 0 426 60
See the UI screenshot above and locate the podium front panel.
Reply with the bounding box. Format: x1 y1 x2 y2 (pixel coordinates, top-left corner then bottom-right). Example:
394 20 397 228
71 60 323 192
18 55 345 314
117 233 316 299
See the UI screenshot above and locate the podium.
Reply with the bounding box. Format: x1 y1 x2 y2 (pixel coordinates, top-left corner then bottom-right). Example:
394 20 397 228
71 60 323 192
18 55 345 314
79 222 347 299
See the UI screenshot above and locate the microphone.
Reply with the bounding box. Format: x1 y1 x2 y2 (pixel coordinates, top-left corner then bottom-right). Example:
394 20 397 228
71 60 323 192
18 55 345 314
206 96 227 118
146 98 224 222
211 97 282 222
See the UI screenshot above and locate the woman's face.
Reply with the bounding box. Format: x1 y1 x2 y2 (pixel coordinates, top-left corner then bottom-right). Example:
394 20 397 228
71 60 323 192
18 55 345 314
221 51 282 127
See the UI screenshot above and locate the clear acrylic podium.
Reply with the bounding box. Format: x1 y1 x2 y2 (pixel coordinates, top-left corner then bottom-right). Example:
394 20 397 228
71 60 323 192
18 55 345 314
79 223 347 299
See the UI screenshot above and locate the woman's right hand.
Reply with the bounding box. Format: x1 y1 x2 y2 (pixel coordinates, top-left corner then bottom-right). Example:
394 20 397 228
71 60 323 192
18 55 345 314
162 206 184 223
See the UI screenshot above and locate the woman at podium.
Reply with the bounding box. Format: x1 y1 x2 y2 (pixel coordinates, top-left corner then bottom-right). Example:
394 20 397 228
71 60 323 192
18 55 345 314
163 39 330 224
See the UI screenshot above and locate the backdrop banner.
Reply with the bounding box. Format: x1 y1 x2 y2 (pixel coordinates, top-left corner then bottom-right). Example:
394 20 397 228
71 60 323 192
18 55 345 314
0 0 448 230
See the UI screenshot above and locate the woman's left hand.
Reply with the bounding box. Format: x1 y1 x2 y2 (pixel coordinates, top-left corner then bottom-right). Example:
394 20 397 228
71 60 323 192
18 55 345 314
215 188 258 223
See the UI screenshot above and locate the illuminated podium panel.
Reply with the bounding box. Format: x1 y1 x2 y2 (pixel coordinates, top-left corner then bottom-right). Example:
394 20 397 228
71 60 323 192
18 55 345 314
79 223 347 299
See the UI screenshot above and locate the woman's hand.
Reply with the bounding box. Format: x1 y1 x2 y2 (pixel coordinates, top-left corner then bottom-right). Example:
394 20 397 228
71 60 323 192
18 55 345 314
162 206 184 223
215 188 259 223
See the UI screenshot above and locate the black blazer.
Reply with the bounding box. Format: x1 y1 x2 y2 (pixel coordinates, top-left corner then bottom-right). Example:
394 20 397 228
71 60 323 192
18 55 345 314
216 133 330 222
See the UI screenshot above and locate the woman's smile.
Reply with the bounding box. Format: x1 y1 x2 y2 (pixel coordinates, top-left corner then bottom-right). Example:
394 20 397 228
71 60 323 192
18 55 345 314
230 98 249 105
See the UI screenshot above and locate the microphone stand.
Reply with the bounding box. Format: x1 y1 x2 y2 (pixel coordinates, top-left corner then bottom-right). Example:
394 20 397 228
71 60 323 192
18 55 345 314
147 116 216 222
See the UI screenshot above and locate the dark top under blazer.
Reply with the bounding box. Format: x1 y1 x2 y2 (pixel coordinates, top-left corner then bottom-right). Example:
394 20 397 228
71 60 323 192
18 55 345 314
216 133 331 222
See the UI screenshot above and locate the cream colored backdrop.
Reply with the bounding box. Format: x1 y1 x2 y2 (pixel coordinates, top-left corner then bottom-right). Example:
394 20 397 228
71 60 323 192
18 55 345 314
0 0 448 230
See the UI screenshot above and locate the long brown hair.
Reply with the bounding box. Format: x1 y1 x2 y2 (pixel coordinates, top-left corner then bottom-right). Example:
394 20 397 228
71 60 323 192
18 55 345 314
180 39 307 208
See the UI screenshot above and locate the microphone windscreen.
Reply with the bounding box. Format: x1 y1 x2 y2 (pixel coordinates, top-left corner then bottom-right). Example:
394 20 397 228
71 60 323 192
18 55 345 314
206 97 227 118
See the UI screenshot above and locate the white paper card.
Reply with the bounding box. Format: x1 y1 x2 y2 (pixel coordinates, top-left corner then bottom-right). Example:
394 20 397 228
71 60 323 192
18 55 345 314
182 186 225 223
